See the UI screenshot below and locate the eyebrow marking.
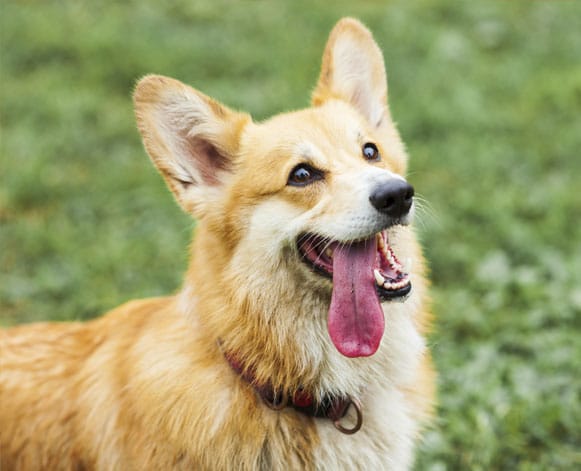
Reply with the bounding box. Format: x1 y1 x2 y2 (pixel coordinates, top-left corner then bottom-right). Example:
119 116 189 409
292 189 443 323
296 142 326 169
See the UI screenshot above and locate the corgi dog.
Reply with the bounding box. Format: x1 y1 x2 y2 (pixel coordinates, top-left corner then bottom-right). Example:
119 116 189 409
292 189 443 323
0 18 435 470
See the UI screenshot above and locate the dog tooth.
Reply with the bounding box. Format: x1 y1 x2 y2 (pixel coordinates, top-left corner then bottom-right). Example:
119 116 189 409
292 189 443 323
380 241 388 258
374 269 385 286
325 248 333 258
377 234 385 249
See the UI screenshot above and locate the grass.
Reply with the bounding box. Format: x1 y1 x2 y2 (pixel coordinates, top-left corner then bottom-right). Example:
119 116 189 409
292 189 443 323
1 0 580 468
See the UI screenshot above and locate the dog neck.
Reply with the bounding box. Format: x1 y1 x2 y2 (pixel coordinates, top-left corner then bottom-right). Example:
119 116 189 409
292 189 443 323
220 343 363 434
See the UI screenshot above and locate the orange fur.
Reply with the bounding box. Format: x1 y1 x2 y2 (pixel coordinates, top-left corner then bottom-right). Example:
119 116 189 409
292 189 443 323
0 18 435 470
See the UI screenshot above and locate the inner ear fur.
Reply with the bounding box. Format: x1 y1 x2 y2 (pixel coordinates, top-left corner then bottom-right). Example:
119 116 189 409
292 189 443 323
312 18 389 128
133 75 250 214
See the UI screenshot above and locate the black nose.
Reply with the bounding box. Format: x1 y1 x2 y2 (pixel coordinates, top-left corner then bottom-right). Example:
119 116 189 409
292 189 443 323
369 179 414 218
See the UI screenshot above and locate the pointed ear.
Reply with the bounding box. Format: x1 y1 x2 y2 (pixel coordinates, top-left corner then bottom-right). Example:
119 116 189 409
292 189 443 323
312 18 388 128
133 75 251 215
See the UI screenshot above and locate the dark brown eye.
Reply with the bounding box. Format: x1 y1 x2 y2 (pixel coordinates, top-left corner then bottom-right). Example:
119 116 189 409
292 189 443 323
288 164 323 186
363 142 380 161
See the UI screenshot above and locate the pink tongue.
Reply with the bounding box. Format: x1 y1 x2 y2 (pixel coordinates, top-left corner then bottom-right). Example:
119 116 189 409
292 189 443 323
328 238 385 357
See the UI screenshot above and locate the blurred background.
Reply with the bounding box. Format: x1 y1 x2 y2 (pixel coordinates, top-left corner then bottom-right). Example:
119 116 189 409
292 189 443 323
1 0 579 468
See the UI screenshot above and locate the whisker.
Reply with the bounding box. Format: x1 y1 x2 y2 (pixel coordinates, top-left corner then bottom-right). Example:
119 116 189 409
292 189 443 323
412 194 439 229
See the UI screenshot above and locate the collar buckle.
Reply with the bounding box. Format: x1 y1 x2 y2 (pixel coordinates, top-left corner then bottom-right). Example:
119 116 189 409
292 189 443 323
261 389 289 411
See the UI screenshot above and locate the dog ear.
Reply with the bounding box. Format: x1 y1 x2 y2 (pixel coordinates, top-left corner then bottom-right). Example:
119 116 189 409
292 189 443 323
312 18 388 129
134 75 251 215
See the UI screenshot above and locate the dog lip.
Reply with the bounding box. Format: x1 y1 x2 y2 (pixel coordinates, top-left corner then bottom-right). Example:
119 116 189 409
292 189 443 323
376 282 412 301
301 253 334 280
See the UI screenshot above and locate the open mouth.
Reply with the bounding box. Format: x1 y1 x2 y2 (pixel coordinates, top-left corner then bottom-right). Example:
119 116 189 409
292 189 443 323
297 231 411 358
297 231 411 299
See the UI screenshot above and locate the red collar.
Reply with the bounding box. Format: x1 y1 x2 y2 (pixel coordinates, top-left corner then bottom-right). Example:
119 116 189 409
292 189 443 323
222 348 363 434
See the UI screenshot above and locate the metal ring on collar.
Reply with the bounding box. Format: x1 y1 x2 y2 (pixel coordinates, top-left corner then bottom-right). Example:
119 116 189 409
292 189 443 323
332 397 363 434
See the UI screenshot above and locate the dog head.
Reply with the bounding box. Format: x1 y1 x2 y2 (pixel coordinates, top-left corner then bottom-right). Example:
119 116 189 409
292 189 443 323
134 18 419 376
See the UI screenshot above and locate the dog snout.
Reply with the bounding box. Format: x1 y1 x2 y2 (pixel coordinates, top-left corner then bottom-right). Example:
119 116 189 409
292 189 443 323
369 179 414 218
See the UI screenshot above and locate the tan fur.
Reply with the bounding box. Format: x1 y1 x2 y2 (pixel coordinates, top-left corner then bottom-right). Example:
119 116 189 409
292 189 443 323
0 18 435 470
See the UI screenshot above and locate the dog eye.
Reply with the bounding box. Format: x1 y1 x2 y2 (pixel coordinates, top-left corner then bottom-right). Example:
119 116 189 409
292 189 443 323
362 142 380 161
288 164 323 187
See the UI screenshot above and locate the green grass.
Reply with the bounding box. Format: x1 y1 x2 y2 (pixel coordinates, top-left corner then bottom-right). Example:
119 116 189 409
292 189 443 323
1 0 580 468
